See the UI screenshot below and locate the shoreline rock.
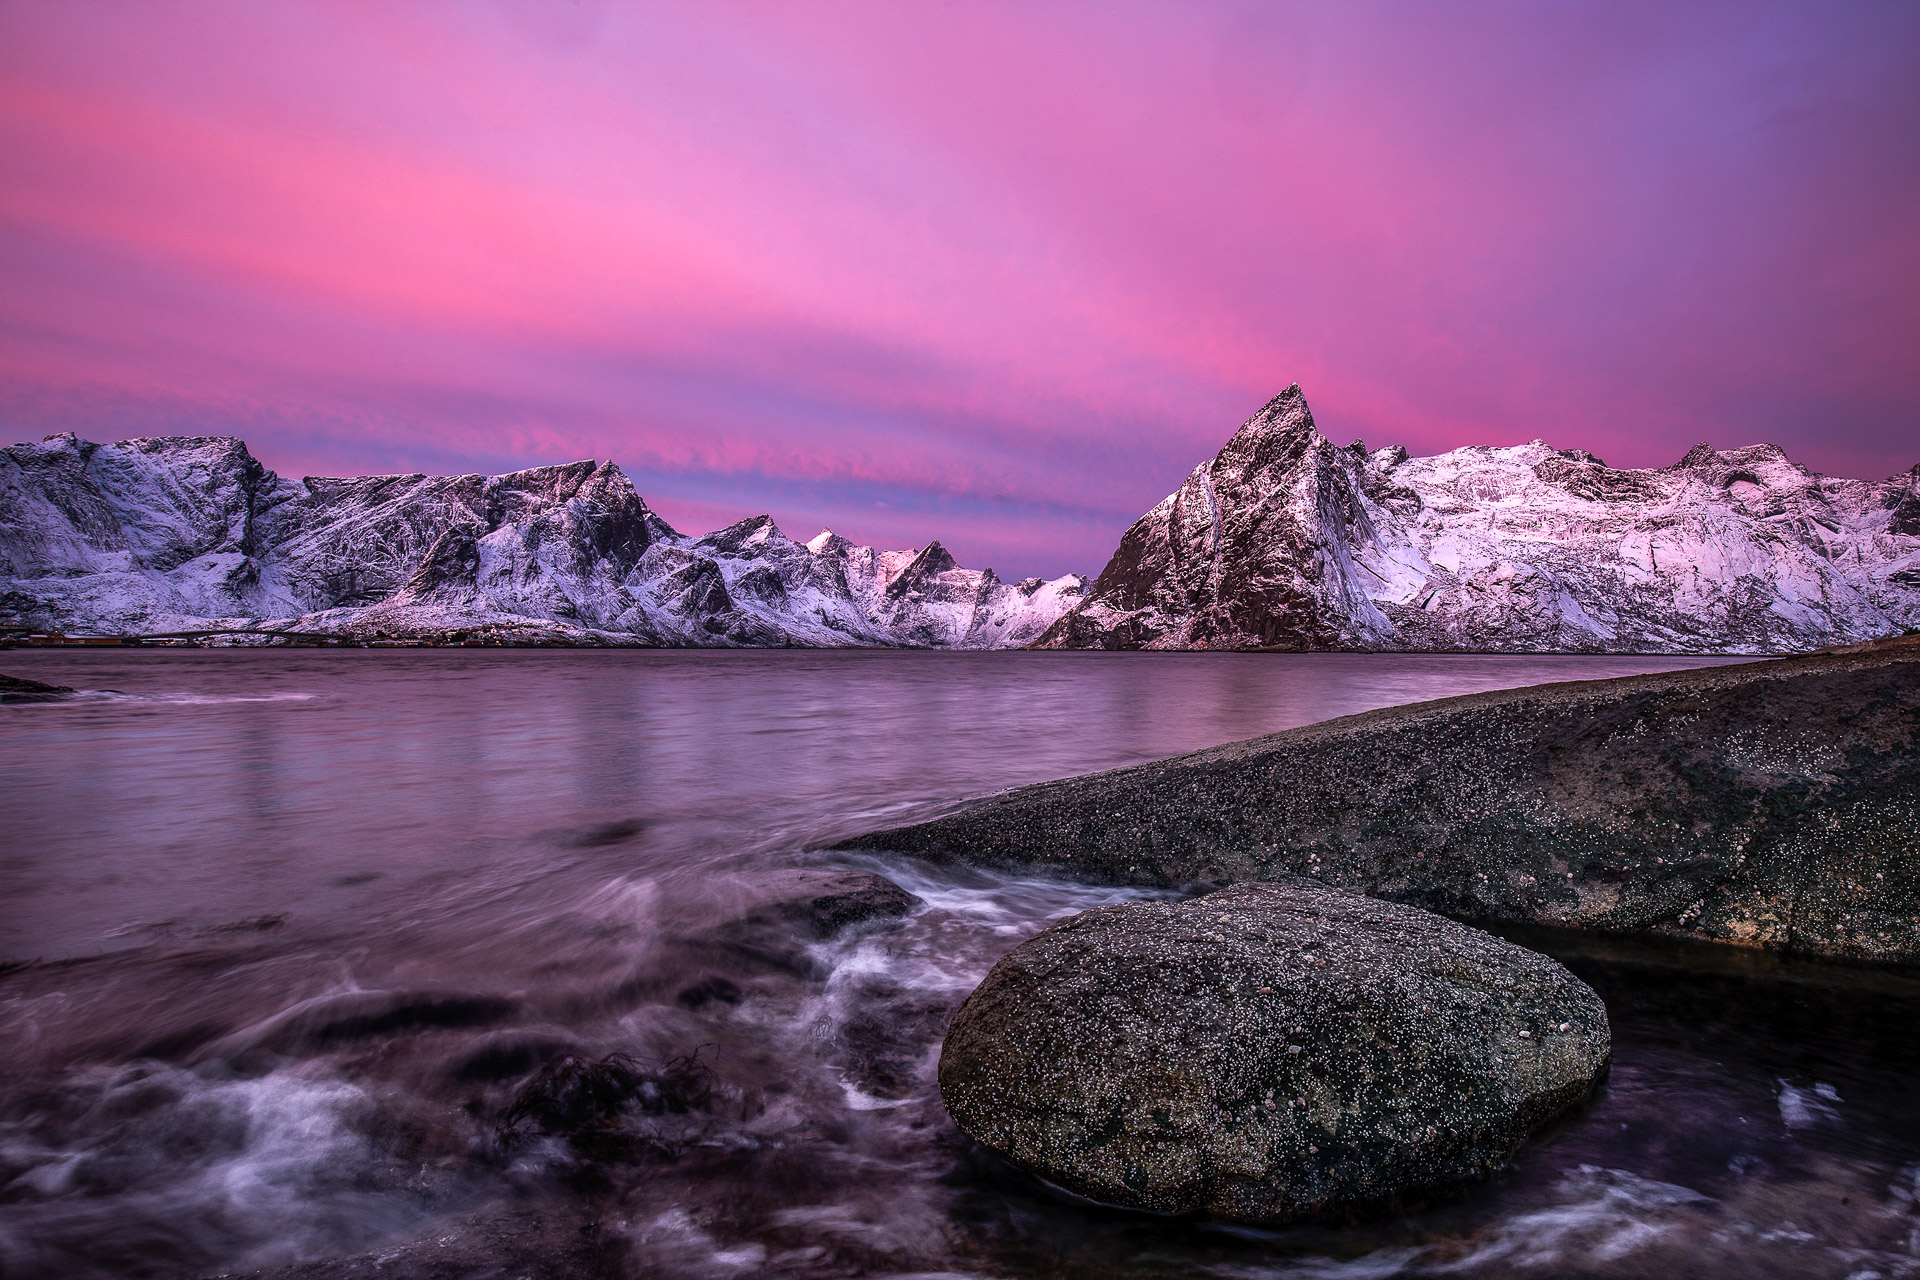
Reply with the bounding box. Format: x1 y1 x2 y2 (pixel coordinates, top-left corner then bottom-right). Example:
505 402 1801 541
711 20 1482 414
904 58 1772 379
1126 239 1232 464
940 882 1610 1223
0 673 76 701
844 638 1920 968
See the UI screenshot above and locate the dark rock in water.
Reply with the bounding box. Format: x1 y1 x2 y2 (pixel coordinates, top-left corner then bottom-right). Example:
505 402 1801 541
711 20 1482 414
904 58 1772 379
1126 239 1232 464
501 1050 713 1132
554 817 650 848
845 639 1920 968
208 988 519 1058
769 868 924 939
681 868 923 978
673 974 744 1009
448 1030 583 1083
0 673 75 701
498 1050 715 1163
939 882 1610 1224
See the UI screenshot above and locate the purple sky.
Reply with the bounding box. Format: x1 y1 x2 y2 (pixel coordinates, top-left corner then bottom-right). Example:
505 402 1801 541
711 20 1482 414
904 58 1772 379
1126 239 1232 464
2 2 1916 579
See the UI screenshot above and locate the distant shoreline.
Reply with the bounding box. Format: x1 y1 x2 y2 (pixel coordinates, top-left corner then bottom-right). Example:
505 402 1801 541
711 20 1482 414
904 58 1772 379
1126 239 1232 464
0 630 1810 659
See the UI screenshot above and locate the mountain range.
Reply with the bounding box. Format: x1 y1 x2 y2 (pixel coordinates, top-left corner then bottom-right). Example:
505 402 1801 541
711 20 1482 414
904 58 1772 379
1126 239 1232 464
4 386 1915 652
1039 386 1919 653
0 432 1083 647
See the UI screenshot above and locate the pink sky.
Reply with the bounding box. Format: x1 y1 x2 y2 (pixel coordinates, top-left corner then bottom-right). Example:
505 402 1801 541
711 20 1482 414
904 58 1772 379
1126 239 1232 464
3 1 1916 579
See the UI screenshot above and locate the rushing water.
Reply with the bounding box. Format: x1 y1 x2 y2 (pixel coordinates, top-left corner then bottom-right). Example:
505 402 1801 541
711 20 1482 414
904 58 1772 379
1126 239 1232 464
2 648 1917 1280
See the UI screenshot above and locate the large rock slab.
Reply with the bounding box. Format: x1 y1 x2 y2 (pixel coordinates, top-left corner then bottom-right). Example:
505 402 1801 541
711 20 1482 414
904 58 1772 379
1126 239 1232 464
846 639 1920 967
940 882 1610 1222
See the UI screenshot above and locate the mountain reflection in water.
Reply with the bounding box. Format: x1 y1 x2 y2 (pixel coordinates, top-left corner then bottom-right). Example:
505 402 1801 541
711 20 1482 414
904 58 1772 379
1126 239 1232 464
2 648 1916 1280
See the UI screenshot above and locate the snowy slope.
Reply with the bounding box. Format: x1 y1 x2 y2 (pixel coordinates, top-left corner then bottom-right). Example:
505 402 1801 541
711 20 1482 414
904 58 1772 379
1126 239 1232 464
0 433 1084 647
1036 386 1920 653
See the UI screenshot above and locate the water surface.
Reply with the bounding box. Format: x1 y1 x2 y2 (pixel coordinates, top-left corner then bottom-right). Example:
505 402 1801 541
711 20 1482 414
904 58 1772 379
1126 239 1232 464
3 649 1916 1279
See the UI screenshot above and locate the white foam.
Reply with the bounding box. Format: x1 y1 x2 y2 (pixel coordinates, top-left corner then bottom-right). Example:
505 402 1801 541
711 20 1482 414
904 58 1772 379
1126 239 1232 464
1778 1079 1843 1129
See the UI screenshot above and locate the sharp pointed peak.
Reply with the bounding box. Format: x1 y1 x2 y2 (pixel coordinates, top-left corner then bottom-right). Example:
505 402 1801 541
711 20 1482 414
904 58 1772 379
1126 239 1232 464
906 539 956 569
806 527 856 556
1228 384 1318 442
1207 384 1326 475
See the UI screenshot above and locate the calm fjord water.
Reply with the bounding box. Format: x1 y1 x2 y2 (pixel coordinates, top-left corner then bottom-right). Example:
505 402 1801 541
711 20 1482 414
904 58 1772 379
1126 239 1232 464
2 649 1917 1279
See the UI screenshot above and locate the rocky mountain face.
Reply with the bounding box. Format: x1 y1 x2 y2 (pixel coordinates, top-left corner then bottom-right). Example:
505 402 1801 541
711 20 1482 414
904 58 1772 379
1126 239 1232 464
0 433 1084 647
1037 385 1920 653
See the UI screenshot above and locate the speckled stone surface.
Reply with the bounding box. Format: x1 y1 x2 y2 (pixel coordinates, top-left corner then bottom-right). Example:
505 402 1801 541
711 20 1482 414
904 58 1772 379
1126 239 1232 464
845 639 1920 967
939 881 1610 1223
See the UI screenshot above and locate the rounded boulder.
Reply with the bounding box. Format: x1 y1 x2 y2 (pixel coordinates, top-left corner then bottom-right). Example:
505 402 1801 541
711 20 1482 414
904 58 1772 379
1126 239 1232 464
938 881 1610 1223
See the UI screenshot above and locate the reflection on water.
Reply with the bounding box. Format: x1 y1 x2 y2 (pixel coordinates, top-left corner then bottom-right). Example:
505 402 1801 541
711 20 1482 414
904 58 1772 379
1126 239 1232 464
0 648 1915 1280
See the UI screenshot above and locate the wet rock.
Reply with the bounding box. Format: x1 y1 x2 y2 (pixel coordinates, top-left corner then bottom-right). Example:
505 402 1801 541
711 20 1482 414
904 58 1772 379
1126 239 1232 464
697 869 922 973
846 639 1920 968
766 868 923 939
498 1050 715 1163
211 988 519 1058
0 673 75 701
230 1203 619 1280
673 974 744 1009
553 817 650 848
939 881 1610 1223
502 1050 712 1130
448 1030 582 1083
832 973 956 1098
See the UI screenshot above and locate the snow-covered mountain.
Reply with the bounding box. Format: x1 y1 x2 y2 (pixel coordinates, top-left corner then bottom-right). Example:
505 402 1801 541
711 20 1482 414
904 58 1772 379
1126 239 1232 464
0 433 1084 647
1036 386 1920 653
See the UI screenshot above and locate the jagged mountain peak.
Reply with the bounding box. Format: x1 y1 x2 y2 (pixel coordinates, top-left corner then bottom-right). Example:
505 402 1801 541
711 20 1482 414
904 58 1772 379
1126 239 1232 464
884 541 962 600
1213 384 1325 474
1037 387 1919 654
805 528 853 556
905 540 958 574
1668 440 1806 476
698 513 788 555
1234 384 1312 435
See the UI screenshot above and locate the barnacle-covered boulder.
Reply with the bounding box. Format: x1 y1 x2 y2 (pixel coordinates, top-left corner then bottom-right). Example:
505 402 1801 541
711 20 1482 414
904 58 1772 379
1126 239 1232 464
939 881 1609 1223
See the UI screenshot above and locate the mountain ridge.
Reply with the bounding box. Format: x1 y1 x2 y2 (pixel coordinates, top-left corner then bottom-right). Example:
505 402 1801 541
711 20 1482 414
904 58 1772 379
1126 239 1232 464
8 390 1917 652
0 431 1084 647
1034 385 1920 653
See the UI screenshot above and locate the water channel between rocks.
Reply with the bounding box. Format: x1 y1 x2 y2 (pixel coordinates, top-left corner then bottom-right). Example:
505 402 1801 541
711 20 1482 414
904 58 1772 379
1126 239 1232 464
2 648 1917 1280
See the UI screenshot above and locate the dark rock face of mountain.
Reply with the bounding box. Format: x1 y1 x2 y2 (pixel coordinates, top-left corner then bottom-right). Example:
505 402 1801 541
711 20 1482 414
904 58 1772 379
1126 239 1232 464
0 433 1083 646
1037 386 1920 653
940 882 1610 1223
843 639 1920 969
